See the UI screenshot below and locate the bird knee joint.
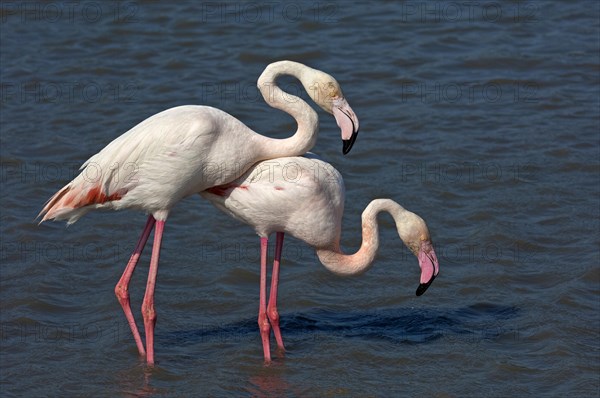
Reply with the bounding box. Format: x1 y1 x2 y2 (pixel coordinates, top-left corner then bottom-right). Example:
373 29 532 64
114 285 129 303
142 304 156 321
267 309 279 323
258 314 270 331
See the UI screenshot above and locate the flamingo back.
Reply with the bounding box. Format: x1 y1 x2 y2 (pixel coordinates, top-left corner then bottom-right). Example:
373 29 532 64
201 155 345 249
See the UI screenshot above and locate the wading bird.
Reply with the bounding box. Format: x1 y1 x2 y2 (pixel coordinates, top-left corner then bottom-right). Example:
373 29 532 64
38 61 360 365
201 155 439 362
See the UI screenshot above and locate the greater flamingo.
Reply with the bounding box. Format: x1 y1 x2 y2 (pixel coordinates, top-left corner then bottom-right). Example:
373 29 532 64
201 155 440 362
38 61 359 365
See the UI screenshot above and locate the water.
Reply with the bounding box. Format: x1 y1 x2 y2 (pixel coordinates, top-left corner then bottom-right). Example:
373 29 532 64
1 1 599 396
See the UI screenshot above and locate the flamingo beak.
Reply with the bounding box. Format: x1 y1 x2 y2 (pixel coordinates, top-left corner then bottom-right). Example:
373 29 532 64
332 97 359 155
415 240 439 296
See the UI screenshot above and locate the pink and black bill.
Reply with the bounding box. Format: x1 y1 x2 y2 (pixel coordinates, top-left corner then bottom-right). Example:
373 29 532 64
416 274 437 296
416 240 439 296
332 97 360 155
342 130 359 155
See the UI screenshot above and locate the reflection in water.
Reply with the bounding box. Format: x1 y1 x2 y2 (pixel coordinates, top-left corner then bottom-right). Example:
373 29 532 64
115 361 162 398
247 360 301 398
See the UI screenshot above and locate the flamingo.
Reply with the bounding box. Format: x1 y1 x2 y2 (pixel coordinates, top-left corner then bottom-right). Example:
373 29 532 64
201 155 440 362
37 61 359 365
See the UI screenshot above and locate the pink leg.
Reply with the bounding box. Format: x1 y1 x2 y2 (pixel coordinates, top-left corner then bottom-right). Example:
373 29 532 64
258 237 272 363
115 215 156 356
141 220 165 365
267 232 285 351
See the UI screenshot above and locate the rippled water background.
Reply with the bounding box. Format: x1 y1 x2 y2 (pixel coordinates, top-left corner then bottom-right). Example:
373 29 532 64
1 1 599 396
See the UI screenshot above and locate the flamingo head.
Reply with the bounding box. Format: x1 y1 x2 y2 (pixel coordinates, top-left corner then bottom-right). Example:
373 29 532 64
303 70 360 155
397 212 440 296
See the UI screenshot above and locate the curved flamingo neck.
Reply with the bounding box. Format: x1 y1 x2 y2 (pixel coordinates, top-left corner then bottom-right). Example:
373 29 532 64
316 199 408 276
255 61 319 158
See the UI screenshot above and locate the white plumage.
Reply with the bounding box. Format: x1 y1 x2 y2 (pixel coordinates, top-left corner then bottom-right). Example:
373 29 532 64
39 61 360 225
201 155 440 362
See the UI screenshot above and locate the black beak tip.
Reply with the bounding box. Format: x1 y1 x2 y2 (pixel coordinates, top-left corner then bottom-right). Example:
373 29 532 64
415 274 436 297
342 140 352 155
342 130 359 155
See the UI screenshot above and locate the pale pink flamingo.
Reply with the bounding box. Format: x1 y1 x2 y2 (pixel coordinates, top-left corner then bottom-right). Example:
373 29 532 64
201 155 439 362
38 61 359 365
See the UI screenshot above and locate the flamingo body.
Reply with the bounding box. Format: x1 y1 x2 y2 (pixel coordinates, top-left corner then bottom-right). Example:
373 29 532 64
204 154 344 247
39 61 360 225
202 155 440 361
42 106 265 223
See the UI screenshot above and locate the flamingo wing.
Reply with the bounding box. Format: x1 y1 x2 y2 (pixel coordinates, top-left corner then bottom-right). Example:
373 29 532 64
39 106 234 223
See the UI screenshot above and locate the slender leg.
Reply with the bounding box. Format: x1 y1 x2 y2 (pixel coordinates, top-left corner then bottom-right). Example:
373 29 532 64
141 220 165 365
115 215 156 356
267 232 285 351
258 237 272 363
